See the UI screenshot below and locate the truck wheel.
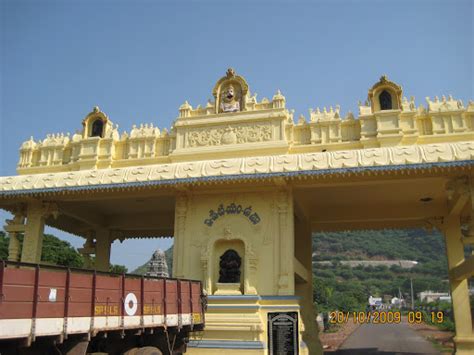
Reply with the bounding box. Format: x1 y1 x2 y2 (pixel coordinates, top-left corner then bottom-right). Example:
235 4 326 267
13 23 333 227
136 347 163 355
124 347 163 355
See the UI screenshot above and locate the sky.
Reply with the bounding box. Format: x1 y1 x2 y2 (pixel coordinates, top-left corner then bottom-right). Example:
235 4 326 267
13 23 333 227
1 0 473 271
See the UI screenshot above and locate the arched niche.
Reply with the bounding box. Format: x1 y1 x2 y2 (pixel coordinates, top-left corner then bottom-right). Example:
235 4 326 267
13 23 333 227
200 227 258 296
81 106 113 139
379 90 393 110
214 241 244 294
212 68 249 114
368 75 403 112
90 118 105 137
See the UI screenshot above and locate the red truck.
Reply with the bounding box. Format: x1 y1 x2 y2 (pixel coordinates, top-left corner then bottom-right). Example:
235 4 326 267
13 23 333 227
0 261 206 355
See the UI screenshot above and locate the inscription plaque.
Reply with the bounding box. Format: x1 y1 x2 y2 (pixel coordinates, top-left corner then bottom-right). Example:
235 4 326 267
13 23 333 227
268 311 299 355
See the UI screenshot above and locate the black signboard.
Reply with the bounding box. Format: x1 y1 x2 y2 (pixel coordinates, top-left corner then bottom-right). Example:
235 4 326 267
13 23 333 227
268 311 299 355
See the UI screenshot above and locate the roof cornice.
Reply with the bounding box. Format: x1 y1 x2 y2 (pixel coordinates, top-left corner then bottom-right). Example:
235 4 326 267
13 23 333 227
1 141 473 197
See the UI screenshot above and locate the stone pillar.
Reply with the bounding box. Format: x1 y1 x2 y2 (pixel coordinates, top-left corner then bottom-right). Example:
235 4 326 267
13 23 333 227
78 235 96 269
4 211 25 262
443 215 474 354
8 232 21 262
21 201 47 263
95 229 111 272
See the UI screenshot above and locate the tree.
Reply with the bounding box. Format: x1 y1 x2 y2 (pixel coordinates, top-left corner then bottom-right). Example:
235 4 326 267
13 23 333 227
41 234 83 267
1 230 127 272
110 264 128 274
0 231 8 260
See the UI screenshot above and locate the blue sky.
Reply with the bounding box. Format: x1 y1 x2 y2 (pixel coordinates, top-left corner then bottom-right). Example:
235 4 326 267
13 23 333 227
1 0 472 271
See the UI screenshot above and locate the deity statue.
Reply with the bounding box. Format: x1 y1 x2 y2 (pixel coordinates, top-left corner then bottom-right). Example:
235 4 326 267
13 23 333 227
218 249 241 283
220 84 240 113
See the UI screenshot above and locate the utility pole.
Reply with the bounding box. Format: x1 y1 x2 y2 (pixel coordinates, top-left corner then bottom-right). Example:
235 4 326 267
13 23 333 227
410 278 415 310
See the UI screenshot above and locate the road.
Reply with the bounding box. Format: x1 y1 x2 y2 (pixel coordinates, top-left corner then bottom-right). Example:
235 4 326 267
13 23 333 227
331 320 440 355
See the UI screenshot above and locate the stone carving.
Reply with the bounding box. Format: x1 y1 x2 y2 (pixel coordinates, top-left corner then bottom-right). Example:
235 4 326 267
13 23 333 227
1 142 473 193
310 105 341 122
213 68 248 114
220 84 241 113
218 249 241 283
426 95 465 112
130 123 161 139
221 127 237 145
188 129 223 147
401 96 416 112
187 124 272 147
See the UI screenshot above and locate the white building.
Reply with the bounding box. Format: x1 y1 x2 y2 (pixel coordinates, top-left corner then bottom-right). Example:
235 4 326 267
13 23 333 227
419 291 450 303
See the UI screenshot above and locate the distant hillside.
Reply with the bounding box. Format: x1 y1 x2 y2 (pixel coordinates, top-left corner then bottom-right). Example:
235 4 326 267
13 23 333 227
132 247 173 276
312 229 447 263
312 229 456 312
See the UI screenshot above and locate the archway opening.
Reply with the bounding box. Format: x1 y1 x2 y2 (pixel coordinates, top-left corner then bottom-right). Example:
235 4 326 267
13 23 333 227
379 90 393 110
90 119 104 137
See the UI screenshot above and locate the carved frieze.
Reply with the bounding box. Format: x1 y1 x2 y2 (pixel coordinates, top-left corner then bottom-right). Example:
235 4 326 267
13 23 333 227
187 124 272 148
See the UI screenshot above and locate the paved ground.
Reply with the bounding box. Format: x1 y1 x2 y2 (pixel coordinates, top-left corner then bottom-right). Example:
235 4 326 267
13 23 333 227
330 320 441 355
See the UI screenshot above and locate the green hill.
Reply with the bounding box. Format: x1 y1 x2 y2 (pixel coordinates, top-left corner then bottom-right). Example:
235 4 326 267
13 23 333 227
312 229 455 312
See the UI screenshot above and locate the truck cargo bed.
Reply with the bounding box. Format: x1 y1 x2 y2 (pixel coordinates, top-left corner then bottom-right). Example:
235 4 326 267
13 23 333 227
0 261 205 354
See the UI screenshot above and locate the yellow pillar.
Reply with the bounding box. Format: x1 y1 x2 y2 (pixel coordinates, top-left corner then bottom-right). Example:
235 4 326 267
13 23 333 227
443 215 474 354
5 212 25 262
173 194 187 279
21 201 46 263
8 233 21 261
95 229 111 272
294 214 323 354
277 188 295 295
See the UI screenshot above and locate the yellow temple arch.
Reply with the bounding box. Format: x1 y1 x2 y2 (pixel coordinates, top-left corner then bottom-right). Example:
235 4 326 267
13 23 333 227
1 69 473 354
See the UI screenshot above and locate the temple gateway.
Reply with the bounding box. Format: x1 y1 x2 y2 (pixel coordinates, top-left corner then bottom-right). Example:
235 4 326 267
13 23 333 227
1 69 474 354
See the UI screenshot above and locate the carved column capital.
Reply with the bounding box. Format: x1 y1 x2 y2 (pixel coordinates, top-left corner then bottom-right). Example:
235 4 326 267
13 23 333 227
26 200 59 219
42 201 59 219
175 193 189 216
277 189 289 213
446 176 470 200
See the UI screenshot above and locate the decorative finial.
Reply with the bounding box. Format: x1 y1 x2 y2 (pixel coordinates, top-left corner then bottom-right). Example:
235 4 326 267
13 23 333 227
180 100 191 110
380 75 388 82
226 68 235 78
93 106 100 113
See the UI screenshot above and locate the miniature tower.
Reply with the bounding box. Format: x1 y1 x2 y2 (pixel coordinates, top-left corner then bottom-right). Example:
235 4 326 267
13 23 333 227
145 249 169 278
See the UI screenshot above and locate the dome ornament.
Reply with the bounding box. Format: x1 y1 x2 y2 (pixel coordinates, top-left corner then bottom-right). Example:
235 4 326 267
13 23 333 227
226 68 236 78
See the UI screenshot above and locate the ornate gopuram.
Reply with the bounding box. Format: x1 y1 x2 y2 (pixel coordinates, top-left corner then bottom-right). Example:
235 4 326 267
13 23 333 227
145 249 169 278
1 69 474 354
